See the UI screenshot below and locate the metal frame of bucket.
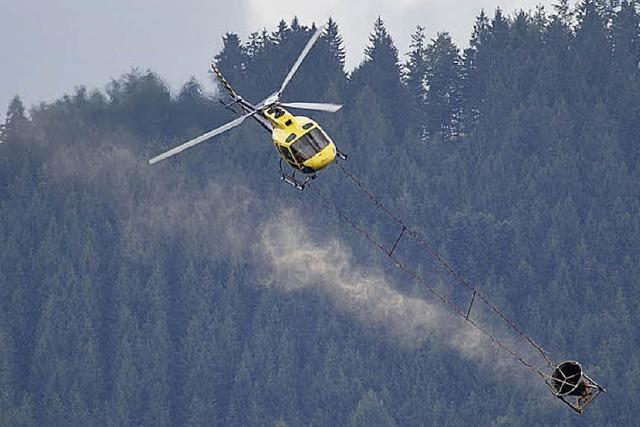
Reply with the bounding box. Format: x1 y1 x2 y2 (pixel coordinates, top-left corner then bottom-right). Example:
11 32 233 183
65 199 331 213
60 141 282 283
542 360 606 414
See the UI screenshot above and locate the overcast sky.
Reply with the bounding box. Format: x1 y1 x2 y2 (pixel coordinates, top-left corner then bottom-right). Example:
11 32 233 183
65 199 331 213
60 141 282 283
1 0 571 119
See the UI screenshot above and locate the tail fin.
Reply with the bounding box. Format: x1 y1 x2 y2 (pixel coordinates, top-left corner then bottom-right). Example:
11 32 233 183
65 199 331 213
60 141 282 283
211 63 239 99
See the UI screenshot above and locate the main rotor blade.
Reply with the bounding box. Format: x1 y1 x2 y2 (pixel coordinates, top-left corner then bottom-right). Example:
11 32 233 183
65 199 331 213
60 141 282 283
277 25 324 98
148 112 254 165
279 102 343 113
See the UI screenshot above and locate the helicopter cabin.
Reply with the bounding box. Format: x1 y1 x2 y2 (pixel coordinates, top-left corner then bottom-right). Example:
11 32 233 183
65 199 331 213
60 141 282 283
264 106 337 173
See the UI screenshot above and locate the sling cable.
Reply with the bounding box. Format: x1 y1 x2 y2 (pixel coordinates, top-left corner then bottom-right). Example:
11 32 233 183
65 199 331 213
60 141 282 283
308 163 605 415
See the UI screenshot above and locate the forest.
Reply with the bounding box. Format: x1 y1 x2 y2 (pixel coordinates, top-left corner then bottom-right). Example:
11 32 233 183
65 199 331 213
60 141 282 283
1 0 639 425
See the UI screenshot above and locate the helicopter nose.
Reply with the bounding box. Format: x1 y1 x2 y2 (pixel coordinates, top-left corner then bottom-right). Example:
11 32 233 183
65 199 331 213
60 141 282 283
321 145 337 165
322 147 335 161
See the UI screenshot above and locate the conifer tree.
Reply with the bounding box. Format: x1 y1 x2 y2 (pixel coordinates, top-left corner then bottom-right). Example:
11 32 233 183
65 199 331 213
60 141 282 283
404 26 428 134
3 96 29 142
291 16 301 32
347 389 397 427
463 10 491 128
350 17 405 132
572 0 611 100
536 4 573 101
554 0 574 26
214 33 247 95
325 17 346 68
424 32 463 141
272 20 291 45
611 0 640 76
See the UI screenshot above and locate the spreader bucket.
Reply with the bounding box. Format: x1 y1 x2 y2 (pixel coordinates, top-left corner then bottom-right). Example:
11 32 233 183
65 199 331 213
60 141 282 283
545 360 605 414
551 361 586 396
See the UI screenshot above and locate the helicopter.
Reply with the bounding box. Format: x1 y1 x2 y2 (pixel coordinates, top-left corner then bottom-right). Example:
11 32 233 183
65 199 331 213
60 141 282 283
149 25 347 189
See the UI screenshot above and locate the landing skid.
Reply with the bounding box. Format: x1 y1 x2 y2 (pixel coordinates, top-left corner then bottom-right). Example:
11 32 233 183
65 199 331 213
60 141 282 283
279 159 315 190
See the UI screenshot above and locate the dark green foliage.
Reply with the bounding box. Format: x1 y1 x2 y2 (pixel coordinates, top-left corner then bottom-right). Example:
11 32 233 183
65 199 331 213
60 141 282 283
404 26 429 132
347 390 396 427
1 4 639 425
214 33 248 97
325 17 347 68
350 17 405 133
423 32 464 141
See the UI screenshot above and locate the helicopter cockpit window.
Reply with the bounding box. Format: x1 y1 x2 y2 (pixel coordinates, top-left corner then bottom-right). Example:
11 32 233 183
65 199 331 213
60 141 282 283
302 122 314 130
278 145 296 164
290 128 331 163
286 133 297 143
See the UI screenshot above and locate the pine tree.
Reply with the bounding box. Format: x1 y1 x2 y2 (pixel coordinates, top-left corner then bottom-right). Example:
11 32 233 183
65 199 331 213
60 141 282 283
244 29 278 100
302 17 348 102
363 16 399 65
272 20 290 45
291 16 301 32
424 32 463 141
611 0 640 77
346 389 397 427
554 0 574 26
536 5 573 102
463 10 491 128
404 26 428 134
350 17 405 131
572 0 612 102
325 17 346 68
6 96 25 127
214 33 247 96
509 10 545 103
3 96 29 142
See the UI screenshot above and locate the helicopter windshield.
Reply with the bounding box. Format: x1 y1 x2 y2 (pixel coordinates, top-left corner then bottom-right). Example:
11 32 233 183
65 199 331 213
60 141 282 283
290 128 330 163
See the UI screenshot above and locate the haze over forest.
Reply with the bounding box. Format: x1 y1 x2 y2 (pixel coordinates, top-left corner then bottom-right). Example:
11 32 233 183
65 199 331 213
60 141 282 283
1 0 639 425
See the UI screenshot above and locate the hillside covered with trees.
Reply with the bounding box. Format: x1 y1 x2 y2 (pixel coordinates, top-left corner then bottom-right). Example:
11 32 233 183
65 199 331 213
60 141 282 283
1 0 639 425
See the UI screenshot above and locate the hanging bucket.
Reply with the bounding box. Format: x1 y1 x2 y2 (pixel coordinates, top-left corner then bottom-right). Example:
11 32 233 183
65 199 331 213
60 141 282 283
551 361 587 396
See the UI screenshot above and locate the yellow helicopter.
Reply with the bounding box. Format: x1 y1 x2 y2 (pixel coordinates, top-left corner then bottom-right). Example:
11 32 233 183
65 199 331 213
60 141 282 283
149 25 347 189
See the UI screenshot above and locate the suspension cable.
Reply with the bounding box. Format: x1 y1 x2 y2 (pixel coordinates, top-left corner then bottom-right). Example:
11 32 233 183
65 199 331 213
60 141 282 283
335 163 555 368
308 183 546 377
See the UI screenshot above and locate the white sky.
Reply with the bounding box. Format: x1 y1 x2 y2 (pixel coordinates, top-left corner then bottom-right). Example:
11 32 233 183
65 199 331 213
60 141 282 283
0 0 572 120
